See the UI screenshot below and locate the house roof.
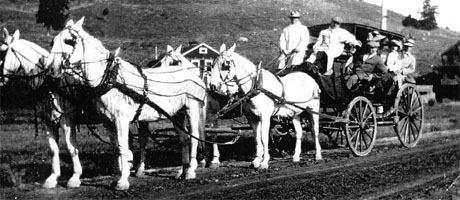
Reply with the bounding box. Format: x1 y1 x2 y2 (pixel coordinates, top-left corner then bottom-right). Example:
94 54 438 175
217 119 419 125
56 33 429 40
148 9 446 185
181 43 219 56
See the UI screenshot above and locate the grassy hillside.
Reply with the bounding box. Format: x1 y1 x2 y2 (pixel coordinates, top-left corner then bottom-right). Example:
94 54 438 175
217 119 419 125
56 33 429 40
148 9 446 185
0 0 459 75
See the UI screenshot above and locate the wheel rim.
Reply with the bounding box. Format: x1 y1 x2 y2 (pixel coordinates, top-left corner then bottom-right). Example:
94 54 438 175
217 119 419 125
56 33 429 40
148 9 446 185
394 84 424 148
345 97 377 156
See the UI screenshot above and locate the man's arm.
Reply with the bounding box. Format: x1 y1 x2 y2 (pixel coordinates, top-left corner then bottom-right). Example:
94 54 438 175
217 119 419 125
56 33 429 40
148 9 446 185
279 28 289 55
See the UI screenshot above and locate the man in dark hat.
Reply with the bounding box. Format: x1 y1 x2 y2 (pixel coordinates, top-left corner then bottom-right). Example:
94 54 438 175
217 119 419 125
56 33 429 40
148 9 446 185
346 40 388 91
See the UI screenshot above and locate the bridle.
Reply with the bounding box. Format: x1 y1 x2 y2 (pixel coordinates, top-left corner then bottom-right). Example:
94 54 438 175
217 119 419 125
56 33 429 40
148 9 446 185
0 40 49 83
212 54 257 96
50 27 112 84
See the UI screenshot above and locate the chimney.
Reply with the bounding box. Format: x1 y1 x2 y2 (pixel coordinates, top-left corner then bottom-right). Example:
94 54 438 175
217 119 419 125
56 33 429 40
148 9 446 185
189 41 199 46
381 0 387 30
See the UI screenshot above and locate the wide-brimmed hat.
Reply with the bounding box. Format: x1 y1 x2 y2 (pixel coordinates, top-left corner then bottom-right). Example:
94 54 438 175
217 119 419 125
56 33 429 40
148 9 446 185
367 31 386 41
404 39 415 47
354 40 363 47
331 17 343 24
390 39 402 49
289 11 301 18
367 40 380 48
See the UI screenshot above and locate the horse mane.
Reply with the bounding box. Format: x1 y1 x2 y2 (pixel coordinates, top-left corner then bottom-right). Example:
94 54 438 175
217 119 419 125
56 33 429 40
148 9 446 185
231 52 257 75
77 30 109 54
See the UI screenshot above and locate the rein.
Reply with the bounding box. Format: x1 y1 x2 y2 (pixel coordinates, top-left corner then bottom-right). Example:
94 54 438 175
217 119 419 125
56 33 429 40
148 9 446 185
61 36 238 145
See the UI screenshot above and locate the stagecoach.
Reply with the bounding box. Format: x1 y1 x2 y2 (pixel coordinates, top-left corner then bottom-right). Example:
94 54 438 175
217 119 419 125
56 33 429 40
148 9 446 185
293 23 425 156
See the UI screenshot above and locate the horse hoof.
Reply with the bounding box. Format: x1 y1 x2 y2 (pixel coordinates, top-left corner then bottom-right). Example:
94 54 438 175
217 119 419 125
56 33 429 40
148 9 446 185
198 160 207 168
67 179 81 188
292 156 301 162
135 171 145 177
42 180 57 189
258 163 269 170
185 172 196 180
251 160 261 169
114 181 130 191
209 162 220 169
315 155 322 161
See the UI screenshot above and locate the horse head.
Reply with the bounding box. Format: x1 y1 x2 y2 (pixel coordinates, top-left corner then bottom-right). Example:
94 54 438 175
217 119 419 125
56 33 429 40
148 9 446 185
209 43 256 96
48 16 110 87
0 28 49 87
161 45 202 77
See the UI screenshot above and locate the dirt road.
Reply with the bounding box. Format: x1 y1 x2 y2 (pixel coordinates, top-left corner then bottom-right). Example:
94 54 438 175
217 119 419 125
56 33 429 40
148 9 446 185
1 130 459 199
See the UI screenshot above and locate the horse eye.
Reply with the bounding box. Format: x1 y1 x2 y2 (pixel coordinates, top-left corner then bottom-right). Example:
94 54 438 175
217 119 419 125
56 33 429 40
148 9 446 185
221 63 230 71
64 39 76 46
221 60 231 71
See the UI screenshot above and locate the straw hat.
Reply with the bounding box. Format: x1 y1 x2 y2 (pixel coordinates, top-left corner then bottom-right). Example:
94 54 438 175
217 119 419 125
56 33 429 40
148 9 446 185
367 31 386 41
367 40 380 48
390 39 402 49
289 11 301 18
331 17 343 24
404 39 415 47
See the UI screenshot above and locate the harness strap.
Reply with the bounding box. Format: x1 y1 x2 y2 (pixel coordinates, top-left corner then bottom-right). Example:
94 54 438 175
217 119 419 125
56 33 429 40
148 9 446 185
111 81 239 145
257 87 348 123
216 89 260 119
131 63 149 124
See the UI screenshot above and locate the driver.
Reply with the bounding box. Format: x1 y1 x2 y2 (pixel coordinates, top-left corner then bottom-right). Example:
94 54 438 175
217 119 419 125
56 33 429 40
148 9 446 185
278 10 310 69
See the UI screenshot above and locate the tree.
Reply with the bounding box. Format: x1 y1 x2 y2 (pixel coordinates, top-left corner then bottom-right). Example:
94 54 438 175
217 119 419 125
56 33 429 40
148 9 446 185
418 0 438 30
402 14 420 28
36 0 70 36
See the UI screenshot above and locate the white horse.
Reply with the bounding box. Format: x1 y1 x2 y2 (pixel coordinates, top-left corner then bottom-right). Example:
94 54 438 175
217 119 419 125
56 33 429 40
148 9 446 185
209 44 322 169
159 45 222 168
46 17 207 190
0 28 84 188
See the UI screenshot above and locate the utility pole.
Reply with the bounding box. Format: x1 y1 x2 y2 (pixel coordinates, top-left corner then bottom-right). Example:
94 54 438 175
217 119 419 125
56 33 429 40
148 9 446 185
381 0 387 30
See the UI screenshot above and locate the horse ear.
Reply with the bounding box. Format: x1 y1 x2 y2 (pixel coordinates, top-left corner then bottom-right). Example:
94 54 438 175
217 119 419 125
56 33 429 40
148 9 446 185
65 19 74 28
166 45 173 53
175 45 182 54
12 30 20 41
219 44 226 54
74 16 85 30
114 47 120 57
227 43 236 55
2 28 9 39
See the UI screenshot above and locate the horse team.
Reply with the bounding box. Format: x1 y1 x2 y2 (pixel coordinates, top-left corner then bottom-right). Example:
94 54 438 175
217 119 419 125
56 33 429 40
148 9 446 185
0 17 322 190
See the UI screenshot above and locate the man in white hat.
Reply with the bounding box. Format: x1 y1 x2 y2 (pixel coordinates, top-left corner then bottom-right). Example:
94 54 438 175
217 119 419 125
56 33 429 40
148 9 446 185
307 16 360 75
400 38 416 83
278 10 310 69
346 40 388 91
385 39 404 87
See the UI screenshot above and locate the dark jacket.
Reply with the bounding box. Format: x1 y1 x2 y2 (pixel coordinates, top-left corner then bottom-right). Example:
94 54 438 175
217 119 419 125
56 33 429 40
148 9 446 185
352 53 387 79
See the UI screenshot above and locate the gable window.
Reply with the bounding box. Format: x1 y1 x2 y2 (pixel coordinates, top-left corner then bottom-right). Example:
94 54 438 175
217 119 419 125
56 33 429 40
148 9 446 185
199 47 208 54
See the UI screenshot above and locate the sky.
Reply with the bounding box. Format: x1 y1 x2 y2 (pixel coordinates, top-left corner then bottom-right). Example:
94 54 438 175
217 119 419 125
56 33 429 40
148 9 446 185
363 0 459 31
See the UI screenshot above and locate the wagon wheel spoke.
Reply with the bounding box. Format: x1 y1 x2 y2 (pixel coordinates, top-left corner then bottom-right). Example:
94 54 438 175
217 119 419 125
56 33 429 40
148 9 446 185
353 129 360 151
363 104 373 122
411 105 423 113
361 130 369 150
409 120 420 141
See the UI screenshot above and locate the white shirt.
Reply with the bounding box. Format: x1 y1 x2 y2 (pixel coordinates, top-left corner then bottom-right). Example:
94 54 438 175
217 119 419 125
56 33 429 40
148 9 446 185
313 27 357 58
279 21 310 53
386 51 402 72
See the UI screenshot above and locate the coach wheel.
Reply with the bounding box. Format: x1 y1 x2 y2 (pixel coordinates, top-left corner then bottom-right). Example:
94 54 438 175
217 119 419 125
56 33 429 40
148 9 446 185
344 96 377 157
394 84 424 148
